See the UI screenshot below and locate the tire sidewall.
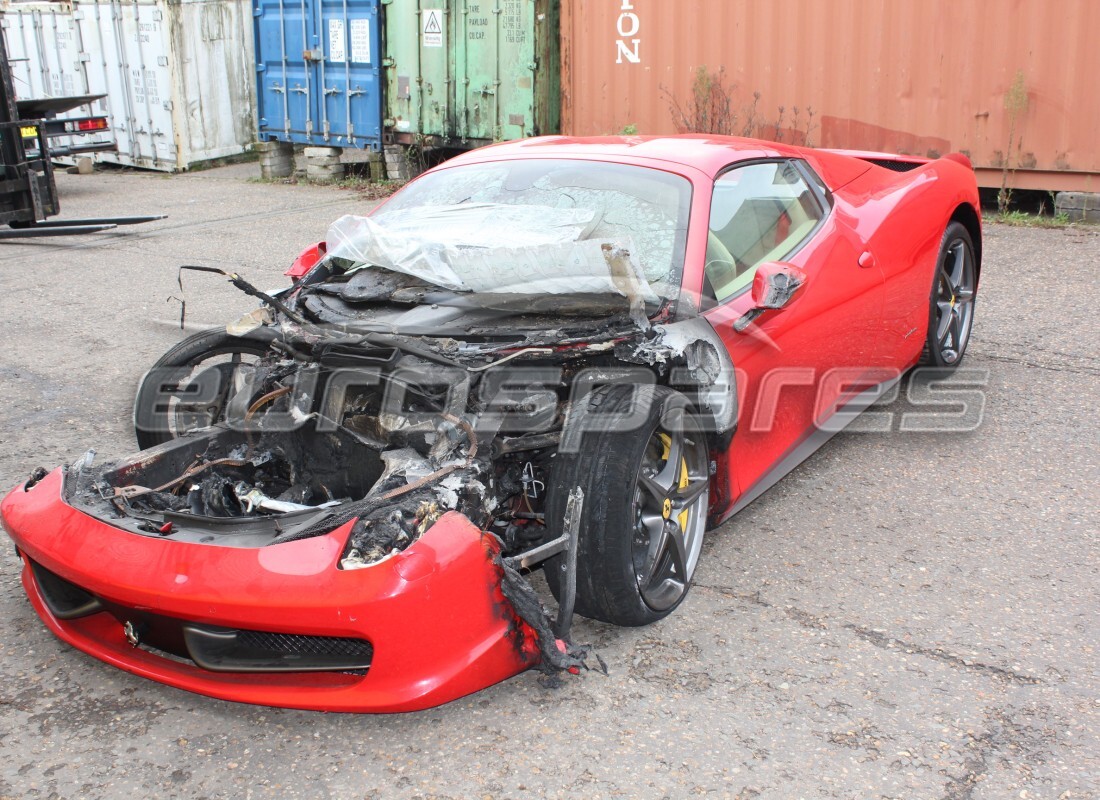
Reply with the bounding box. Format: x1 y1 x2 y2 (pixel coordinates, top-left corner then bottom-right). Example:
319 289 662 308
133 328 271 449
545 384 707 626
922 221 977 370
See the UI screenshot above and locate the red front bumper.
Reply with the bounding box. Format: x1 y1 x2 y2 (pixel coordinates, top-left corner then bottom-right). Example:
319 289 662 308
1 469 539 712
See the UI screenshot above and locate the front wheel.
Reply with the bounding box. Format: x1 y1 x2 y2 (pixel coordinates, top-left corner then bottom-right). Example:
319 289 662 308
920 221 978 369
133 328 272 449
545 385 710 626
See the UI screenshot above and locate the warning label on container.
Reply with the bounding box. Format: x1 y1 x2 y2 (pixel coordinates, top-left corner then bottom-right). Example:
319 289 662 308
350 18 371 63
422 9 443 48
329 19 346 63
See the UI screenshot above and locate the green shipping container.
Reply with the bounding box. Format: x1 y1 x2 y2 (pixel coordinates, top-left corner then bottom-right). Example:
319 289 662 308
383 0 559 147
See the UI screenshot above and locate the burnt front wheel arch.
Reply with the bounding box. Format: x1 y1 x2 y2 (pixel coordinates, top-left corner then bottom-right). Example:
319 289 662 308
544 384 710 627
133 328 272 450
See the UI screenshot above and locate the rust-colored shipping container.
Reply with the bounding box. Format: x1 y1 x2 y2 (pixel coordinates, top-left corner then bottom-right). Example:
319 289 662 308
560 0 1100 191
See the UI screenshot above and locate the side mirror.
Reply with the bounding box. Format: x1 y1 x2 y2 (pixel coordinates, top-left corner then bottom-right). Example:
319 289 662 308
734 262 807 332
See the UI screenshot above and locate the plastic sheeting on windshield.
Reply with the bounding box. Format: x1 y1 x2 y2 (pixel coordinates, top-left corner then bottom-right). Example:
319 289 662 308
323 203 658 305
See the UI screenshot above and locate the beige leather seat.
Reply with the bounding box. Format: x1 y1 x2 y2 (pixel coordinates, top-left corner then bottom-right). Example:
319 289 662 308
706 192 817 301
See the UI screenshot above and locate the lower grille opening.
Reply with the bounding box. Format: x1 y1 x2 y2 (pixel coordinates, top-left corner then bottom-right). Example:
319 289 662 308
237 630 374 660
27 558 372 674
184 625 374 673
27 560 103 620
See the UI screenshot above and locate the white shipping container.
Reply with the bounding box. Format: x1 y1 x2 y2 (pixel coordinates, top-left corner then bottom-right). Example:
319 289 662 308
2 0 257 171
2 3 115 156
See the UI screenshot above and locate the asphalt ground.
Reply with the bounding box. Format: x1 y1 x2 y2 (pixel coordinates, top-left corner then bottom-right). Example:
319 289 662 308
0 164 1096 800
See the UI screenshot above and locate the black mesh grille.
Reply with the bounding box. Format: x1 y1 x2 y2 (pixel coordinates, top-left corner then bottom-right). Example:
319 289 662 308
184 624 374 672
868 158 922 172
236 630 374 659
27 558 372 673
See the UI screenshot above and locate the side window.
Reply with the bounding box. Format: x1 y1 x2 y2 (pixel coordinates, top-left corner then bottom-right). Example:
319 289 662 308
704 160 824 303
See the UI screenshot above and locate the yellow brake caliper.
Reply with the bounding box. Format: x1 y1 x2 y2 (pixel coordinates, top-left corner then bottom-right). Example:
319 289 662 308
658 434 691 531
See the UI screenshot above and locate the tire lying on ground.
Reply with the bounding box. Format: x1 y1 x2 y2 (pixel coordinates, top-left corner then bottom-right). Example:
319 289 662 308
545 384 711 626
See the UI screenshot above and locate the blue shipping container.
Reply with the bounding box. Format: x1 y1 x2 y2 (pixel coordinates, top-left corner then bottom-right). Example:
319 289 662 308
253 0 382 148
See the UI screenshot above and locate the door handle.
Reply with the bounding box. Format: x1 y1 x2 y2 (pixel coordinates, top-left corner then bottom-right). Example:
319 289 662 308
858 251 876 269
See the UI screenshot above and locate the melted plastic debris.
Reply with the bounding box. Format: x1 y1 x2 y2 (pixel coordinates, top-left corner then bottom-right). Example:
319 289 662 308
24 466 48 490
226 307 274 337
339 492 445 568
72 449 96 472
495 550 607 684
601 243 651 329
628 318 724 381
624 318 738 433
436 473 495 513
630 319 718 365
370 447 434 494
341 510 415 567
433 477 460 509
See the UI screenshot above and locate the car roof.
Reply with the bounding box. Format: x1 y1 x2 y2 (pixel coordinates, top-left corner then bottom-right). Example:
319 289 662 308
443 134 871 189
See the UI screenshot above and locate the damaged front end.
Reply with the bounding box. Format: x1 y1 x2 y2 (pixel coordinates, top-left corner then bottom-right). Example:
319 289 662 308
3 158 737 709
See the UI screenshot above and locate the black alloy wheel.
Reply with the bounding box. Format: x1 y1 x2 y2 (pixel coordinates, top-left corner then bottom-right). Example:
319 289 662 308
546 384 710 626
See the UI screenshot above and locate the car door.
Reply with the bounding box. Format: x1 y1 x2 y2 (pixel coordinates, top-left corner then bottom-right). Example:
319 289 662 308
700 159 887 509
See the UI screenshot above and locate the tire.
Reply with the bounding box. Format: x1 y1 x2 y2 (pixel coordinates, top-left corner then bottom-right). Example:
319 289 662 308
545 384 710 626
920 221 978 369
133 328 272 449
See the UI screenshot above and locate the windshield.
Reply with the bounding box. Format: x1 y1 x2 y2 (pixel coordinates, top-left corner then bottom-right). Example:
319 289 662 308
325 159 692 304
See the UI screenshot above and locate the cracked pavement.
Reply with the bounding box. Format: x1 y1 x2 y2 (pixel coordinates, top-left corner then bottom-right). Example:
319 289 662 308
0 166 1097 799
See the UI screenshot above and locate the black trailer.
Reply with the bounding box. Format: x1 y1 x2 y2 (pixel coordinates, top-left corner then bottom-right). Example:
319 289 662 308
16 93 114 159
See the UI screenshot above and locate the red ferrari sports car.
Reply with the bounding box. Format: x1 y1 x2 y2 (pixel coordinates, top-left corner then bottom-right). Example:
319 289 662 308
1 135 980 711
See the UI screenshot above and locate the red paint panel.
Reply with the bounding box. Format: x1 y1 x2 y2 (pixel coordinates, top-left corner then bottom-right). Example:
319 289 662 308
2 470 537 712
